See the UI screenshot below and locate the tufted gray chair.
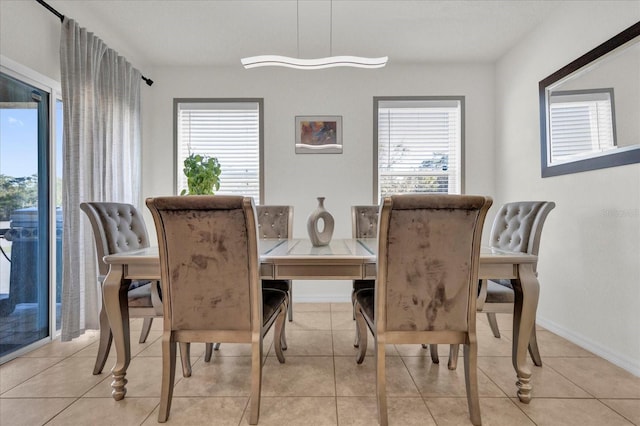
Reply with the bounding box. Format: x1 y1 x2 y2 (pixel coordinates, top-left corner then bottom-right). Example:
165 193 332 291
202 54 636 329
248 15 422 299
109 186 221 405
446 200 556 370
80 202 163 375
354 194 492 426
257 205 294 321
146 196 287 424
481 201 555 363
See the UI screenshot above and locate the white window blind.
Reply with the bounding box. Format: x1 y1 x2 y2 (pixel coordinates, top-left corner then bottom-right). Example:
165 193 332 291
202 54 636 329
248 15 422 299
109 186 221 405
548 90 615 164
376 99 462 198
176 101 261 200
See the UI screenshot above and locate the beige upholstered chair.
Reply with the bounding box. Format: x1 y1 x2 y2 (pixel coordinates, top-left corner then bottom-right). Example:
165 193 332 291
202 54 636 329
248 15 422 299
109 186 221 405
146 195 287 424
354 194 492 426
351 205 441 364
257 205 294 321
350 205 378 317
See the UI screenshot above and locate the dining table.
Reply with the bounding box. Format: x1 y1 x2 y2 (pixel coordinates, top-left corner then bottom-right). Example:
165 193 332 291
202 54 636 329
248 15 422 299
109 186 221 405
101 237 539 404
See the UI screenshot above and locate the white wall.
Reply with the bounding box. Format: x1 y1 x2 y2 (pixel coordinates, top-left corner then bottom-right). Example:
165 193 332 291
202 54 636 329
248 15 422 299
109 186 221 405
141 64 496 301
495 1 640 374
1 1 61 80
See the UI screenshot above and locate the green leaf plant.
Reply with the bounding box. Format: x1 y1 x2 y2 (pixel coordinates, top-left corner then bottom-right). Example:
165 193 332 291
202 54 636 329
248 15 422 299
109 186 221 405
180 154 221 195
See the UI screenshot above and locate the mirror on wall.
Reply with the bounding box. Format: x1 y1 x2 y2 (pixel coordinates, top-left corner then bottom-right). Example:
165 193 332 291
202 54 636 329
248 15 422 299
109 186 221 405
539 22 640 177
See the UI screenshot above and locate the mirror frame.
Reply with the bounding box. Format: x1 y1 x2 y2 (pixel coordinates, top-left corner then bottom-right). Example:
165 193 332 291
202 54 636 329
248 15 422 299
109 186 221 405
539 21 640 177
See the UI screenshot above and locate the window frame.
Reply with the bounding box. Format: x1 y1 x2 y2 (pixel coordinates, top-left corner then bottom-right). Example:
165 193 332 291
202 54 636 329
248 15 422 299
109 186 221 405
547 88 617 165
373 96 465 202
1 55 63 357
173 98 264 204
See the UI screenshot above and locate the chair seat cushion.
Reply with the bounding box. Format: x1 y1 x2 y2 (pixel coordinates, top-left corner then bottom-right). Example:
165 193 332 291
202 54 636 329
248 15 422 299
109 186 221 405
262 280 291 292
262 289 287 324
485 279 515 303
127 281 154 307
354 288 375 321
353 279 375 292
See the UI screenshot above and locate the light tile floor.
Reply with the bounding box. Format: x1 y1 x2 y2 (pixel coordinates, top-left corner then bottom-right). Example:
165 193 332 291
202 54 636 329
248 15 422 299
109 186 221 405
1 303 639 425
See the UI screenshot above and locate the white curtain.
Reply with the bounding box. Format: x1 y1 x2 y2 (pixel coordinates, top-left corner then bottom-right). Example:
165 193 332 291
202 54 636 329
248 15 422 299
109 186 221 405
59 18 141 341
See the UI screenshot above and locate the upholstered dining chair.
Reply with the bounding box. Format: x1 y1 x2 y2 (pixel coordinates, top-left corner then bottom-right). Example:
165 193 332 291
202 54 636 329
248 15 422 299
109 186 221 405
257 205 294 321
80 202 163 375
354 194 492 426
446 200 556 370
350 205 378 317
351 204 441 365
146 195 288 424
81 201 200 377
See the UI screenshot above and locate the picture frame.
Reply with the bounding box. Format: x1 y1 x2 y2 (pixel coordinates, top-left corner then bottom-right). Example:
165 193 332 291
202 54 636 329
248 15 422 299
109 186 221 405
295 115 343 154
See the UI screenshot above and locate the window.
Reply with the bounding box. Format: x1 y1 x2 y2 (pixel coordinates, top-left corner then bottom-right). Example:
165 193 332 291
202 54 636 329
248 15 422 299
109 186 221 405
174 99 263 202
374 97 464 199
548 89 616 164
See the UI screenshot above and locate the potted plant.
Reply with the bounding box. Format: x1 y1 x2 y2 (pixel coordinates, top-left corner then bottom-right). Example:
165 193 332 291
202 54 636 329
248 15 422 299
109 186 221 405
180 153 221 195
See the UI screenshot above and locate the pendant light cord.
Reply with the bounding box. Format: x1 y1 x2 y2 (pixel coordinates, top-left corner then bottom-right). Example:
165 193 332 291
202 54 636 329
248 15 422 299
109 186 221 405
296 0 300 58
330 0 333 57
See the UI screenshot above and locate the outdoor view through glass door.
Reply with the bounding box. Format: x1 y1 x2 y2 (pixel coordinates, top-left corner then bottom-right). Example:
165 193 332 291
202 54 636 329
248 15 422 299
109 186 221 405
0 71 61 361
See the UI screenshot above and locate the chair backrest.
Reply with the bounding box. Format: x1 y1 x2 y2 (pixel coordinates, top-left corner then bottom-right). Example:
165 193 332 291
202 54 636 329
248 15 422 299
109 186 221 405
256 205 293 239
146 195 259 333
377 194 492 333
489 201 556 256
351 205 379 238
80 202 151 276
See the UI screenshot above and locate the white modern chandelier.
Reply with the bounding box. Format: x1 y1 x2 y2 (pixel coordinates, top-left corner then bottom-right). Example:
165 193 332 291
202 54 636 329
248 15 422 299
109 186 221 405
241 0 388 70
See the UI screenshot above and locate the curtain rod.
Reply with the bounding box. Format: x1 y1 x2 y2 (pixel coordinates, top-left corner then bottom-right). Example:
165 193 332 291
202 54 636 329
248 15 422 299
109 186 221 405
35 0 154 86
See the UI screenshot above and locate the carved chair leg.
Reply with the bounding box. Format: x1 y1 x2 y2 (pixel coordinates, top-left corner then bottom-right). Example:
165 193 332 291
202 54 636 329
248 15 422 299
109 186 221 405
158 337 176 423
204 343 213 362
351 289 357 320
486 312 501 338
429 344 440 364
463 342 482 426
273 305 287 363
179 342 192 377
528 326 543 367
139 317 153 343
249 338 263 425
355 304 368 364
448 344 460 370
376 338 389 426
93 306 113 375
287 283 293 322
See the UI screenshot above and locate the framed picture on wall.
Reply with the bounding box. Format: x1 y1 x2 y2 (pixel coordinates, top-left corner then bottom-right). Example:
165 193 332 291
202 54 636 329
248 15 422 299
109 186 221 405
295 115 343 154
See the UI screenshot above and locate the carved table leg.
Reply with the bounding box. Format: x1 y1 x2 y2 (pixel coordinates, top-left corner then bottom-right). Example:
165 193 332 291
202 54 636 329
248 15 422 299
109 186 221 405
102 264 131 401
512 263 539 403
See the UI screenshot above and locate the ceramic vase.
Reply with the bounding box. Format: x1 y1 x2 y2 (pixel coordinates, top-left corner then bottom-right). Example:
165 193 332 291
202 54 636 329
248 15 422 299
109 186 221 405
307 197 335 246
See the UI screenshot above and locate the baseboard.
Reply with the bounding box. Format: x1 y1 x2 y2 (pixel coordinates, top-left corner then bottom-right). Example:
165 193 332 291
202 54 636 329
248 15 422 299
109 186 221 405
536 316 640 377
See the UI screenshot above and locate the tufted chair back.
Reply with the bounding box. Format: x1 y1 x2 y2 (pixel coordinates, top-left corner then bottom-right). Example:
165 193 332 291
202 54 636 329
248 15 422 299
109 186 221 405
351 205 379 238
80 202 151 277
256 205 293 239
489 201 556 272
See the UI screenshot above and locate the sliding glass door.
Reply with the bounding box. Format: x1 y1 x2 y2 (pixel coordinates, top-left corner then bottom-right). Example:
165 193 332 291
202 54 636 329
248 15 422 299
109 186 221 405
0 71 59 361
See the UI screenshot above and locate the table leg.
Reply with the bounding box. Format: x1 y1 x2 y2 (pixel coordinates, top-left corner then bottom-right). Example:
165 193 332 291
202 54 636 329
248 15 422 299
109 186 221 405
102 264 131 401
512 263 539 403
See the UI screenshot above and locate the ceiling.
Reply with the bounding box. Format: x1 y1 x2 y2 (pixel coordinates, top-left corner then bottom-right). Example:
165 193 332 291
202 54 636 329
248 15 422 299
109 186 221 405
47 0 566 68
